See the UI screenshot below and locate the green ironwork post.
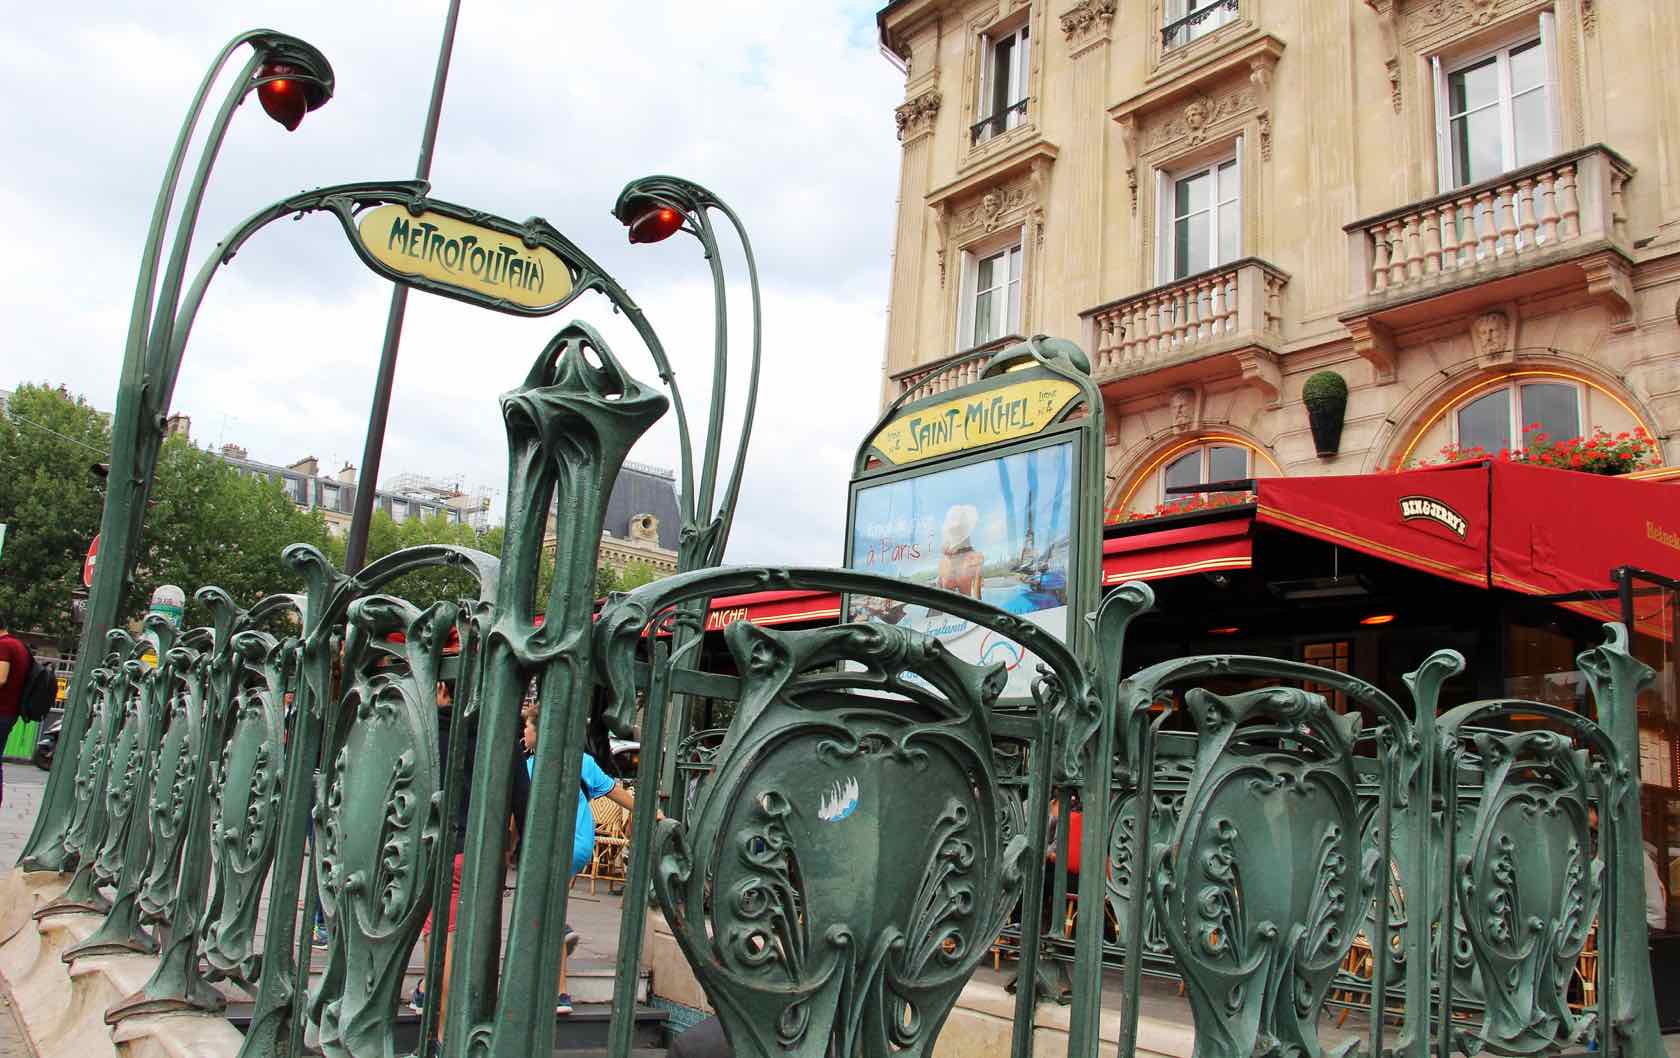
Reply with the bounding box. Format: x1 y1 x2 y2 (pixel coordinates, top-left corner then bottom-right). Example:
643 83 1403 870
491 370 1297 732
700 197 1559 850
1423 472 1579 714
63 615 178 959
1580 623 1665 1057
442 326 667 1058
18 30 334 872
611 178 762 826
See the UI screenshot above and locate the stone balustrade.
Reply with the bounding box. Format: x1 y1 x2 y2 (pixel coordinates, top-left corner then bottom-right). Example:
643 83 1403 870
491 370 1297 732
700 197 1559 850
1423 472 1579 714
891 335 1021 402
1346 145 1632 300
1082 258 1286 379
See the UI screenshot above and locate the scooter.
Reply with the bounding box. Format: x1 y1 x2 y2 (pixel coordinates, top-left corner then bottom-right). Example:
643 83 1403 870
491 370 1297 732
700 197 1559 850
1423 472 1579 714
31 716 60 771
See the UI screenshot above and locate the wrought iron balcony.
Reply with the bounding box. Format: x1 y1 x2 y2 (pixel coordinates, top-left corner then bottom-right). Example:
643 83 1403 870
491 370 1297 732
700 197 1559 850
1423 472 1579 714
1161 0 1238 50
971 98 1029 145
1346 145 1633 303
1081 258 1287 403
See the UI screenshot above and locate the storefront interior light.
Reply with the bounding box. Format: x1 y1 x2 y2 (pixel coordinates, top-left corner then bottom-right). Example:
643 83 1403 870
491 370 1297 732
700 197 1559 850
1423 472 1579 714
1360 613 1397 625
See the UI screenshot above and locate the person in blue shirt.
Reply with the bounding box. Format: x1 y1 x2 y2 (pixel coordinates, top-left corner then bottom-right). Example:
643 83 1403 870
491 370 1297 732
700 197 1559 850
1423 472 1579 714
522 699 646 1014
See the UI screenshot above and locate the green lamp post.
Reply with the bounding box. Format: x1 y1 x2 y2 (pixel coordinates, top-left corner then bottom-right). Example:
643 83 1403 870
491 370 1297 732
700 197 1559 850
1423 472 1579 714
18 30 334 872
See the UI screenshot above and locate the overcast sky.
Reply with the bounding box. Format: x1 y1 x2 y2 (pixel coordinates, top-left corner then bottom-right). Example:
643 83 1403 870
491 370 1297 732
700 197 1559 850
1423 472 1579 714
0 2 904 567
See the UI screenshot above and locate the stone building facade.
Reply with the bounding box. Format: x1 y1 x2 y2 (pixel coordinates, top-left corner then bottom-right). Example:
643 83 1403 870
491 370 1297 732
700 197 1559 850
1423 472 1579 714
877 0 1679 520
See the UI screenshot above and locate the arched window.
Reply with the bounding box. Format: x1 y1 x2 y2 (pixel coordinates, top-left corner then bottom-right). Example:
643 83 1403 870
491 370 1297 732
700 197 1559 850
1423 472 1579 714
1162 442 1250 496
1453 380 1580 454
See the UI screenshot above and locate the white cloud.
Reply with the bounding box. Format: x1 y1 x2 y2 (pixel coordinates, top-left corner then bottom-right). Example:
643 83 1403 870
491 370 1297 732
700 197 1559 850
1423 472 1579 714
0 2 903 568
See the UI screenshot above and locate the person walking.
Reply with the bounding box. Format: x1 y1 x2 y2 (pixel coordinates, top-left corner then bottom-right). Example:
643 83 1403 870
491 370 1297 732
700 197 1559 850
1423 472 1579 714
521 699 647 1015
0 615 30 806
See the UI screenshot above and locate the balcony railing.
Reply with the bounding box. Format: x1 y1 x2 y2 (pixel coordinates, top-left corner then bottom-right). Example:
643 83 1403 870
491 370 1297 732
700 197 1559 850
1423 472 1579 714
1161 0 1238 50
890 334 1023 402
1083 258 1285 378
971 98 1029 145
1347 145 1632 300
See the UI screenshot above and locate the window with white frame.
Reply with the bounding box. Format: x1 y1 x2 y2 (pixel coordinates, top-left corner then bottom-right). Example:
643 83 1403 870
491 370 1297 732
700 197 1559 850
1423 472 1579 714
973 23 1030 144
1452 380 1580 455
1433 15 1558 191
1162 442 1250 497
1162 0 1238 51
1158 147 1241 282
958 240 1024 350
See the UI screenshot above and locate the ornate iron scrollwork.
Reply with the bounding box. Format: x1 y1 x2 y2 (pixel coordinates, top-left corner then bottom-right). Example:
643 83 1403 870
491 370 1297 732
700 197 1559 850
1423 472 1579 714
654 620 1025 1058
1150 686 1368 1058
201 625 292 983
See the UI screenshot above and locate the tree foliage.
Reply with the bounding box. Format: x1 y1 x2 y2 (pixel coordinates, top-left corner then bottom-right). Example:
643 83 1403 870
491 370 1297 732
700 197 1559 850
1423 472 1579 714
140 434 332 628
0 384 676 648
0 384 110 644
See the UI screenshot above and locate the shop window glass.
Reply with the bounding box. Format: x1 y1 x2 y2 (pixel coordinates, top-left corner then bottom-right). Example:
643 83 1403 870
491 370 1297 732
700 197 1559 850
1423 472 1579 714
1161 442 1251 499
1302 640 1351 714
1453 382 1581 454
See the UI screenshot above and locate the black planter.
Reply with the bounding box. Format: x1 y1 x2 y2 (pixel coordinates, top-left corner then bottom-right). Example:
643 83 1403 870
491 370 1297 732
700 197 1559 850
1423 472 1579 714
1308 403 1345 458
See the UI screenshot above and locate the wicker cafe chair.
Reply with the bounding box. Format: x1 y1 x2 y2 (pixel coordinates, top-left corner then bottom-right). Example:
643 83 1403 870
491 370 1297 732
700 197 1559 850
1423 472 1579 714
572 798 631 895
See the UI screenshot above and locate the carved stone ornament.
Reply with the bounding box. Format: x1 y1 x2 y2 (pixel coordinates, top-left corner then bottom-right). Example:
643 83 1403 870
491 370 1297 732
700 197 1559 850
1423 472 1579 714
1183 98 1211 147
1145 85 1259 151
894 89 942 142
1582 0 1596 32
1257 110 1272 161
1386 58 1403 112
1405 0 1509 41
1168 386 1201 432
1470 307 1513 361
1060 0 1117 45
952 174 1039 239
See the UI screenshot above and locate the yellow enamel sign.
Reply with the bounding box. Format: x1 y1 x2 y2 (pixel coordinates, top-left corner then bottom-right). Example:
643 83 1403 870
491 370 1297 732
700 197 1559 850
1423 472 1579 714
355 205 574 310
869 377 1081 465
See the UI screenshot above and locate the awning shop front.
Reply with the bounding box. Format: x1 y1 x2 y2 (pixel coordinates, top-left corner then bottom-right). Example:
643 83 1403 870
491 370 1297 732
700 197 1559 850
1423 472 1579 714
1101 516 1253 585
697 524 1255 630
1256 459 1680 624
697 461 1674 632
703 589 843 632
1255 462 1490 588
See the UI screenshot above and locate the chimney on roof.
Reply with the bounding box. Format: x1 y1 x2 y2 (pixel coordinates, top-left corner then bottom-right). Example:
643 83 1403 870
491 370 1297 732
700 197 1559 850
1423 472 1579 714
165 413 191 439
289 456 319 477
337 463 357 484
220 442 248 460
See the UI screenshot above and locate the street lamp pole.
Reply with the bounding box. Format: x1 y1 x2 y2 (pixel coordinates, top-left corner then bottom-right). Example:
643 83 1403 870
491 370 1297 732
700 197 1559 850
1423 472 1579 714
342 0 464 575
602 176 763 1058
18 31 334 871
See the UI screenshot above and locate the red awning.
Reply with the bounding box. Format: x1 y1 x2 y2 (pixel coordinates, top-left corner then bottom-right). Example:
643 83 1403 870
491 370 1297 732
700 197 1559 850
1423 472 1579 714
1102 516 1252 585
1256 463 1490 588
1256 460 1679 603
704 589 842 632
694 522 1256 632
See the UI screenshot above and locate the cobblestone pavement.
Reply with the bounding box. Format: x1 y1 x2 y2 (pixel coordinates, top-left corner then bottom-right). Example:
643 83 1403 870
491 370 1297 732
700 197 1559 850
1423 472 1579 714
0 766 49 1058
0 992 32 1058
0 765 46 867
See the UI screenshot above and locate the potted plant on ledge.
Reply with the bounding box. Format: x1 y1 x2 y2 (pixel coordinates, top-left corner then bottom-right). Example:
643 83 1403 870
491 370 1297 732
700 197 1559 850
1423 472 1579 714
1303 370 1348 458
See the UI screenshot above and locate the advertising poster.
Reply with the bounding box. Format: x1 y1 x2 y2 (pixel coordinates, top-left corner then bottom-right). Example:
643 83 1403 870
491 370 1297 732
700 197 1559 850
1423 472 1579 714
849 440 1073 699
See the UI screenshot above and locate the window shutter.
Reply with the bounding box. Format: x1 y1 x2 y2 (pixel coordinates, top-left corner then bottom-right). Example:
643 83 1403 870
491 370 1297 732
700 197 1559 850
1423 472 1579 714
976 33 992 123
1155 168 1172 283
1432 54 1452 190
1539 10 1561 152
